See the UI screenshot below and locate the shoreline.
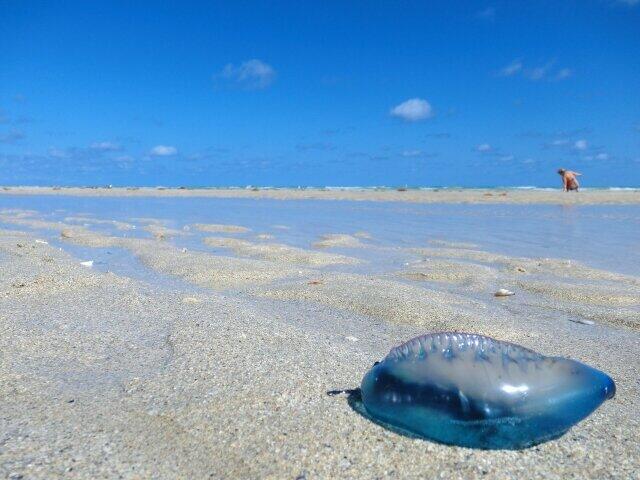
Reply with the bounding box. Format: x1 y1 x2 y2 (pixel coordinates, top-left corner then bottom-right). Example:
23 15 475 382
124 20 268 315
1 186 640 204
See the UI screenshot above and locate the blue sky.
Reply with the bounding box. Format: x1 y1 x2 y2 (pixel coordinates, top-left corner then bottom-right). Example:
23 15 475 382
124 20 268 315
1 1 639 187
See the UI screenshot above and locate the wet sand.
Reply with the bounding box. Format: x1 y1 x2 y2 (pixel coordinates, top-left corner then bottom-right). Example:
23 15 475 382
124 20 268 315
1 206 639 479
1 186 640 204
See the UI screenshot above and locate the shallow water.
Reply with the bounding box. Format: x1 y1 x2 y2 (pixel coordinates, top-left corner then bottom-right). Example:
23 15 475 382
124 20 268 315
1 195 638 276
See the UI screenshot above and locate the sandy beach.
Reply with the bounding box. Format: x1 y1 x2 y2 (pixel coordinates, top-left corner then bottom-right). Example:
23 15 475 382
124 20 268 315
5 0 639 476
1 186 640 205
1 198 639 479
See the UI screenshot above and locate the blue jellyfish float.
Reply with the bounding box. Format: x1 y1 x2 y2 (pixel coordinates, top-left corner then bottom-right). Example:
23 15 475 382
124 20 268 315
360 332 615 449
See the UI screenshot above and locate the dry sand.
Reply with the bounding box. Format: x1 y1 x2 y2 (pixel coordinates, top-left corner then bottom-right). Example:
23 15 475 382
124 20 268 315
1 208 639 479
2 186 640 204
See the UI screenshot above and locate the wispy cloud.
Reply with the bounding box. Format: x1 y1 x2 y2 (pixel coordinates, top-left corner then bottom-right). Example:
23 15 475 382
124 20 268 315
583 151 611 161
477 6 496 20
474 143 516 161
390 98 434 122
90 141 122 152
555 68 573 80
569 140 615 160
498 59 572 81
150 145 178 156
0 147 145 183
526 62 554 81
574 139 588 150
47 147 70 159
542 129 595 152
425 132 451 139
115 155 134 164
618 0 639 6
216 59 276 90
400 149 438 160
320 74 345 86
41 144 130 164
296 142 336 152
0 110 34 126
401 149 423 157
499 59 523 77
0 130 25 144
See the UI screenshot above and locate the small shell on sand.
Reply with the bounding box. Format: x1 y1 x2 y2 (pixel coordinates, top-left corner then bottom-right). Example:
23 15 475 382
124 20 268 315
35 239 49 245
494 288 515 297
80 260 94 267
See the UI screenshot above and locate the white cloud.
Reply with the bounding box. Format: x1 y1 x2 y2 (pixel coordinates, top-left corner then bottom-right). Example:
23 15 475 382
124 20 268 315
555 68 572 80
476 143 492 152
217 59 276 89
499 60 523 77
150 145 178 156
574 139 588 150
390 98 433 122
596 153 609 160
90 141 121 151
551 138 569 146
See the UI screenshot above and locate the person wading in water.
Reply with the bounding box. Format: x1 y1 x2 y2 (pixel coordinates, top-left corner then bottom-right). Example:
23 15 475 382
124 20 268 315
557 168 582 192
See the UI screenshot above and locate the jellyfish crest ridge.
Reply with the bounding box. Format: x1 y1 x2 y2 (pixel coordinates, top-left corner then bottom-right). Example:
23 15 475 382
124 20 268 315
389 332 539 358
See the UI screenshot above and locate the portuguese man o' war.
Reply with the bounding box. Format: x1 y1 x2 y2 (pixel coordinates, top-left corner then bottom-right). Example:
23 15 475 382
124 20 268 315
360 332 615 449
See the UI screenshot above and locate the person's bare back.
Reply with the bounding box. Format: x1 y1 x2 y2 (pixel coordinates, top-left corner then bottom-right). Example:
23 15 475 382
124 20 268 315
557 168 582 191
